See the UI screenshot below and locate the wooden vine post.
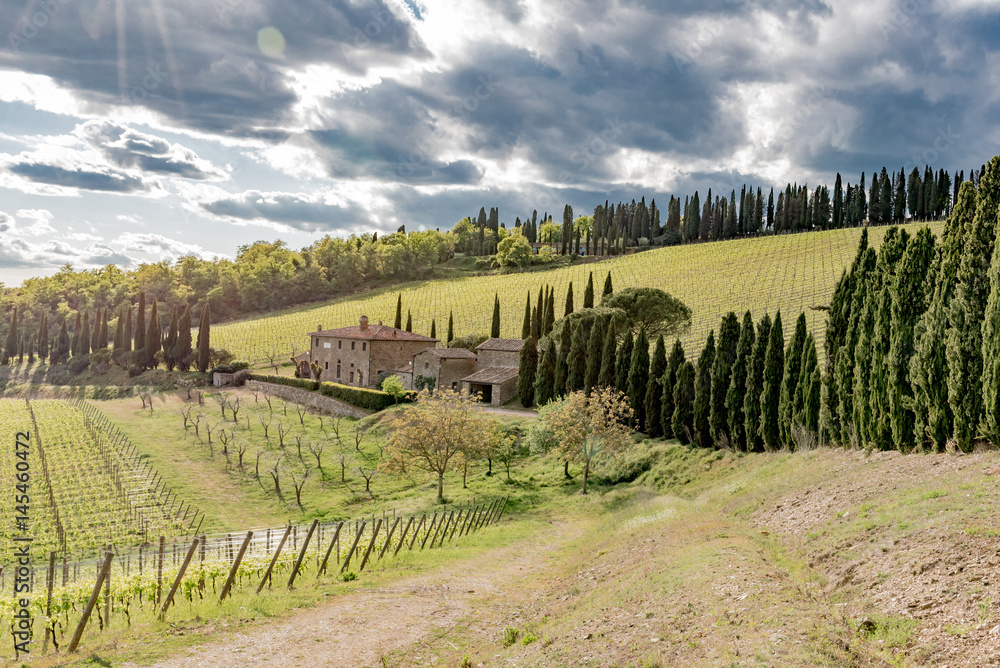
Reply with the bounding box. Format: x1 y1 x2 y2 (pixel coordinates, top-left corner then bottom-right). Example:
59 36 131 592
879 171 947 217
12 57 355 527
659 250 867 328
340 521 367 573
219 531 254 603
287 519 319 588
317 522 344 578
68 551 113 653
358 519 382 573
256 524 292 594
160 538 200 618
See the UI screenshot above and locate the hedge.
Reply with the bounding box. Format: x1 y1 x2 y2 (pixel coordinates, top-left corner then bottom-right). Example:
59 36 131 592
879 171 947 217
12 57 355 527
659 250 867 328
319 382 415 412
248 374 319 391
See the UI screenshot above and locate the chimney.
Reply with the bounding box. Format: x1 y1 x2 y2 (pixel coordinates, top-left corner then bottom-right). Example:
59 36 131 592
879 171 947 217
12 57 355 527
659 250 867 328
317 324 322 332
359 315 369 331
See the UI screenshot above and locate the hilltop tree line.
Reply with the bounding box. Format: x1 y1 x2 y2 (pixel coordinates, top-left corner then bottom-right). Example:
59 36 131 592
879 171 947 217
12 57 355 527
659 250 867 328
0 291 215 375
825 155 1000 452
457 162 970 257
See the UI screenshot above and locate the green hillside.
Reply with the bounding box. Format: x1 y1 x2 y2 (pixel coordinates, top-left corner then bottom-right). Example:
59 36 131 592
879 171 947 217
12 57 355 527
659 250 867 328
213 222 943 363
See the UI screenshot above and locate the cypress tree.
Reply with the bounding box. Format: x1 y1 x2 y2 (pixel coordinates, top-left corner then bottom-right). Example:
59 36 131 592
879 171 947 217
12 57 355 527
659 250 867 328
518 334 538 407
536 286 545 331
70 312 81 358
144 300 161 369
792 334 819 443
55 319 70 365
760 311 784 451
543 289 555 335
980 159 1000 446
447 311 454 343
164 306 179 371
645 334 667 438
671 361 695 445
81 311 92 356
176 305 193 371
710 312 740 446
628 328 650 431
554 321 572 396
37 313 48 361
887 227 935 451
615 332 634 394
947 176 995 450
135 292 146 353
3 307 17 364
123 306 133 352
603 272 613 298
196 303 211 372
564 283 574 317
598 322 617 389
90 305 101 352
567 320 589 393
583 272 595 309
534 337 557 406
394 294 402 329
779 312 808 447
521 292 531 339
26 334 33 364
430 319 437 339
693 331 716 447
584 318 604 394
726 311 755 451
836 248 877 445
490 295 500 338
99 308 109 350
662 340 685 439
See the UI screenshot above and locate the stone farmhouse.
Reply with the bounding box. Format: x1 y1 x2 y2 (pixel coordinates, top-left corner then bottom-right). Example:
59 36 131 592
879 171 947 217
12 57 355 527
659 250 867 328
307 316 437 388
304 316 530 406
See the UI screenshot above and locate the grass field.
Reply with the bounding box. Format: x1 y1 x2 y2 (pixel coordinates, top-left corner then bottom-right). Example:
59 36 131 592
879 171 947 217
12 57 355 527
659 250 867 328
211 223 943 364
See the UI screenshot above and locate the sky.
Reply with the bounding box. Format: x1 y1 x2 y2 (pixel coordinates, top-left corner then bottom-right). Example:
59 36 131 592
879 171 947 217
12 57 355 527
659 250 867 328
0 0 998 286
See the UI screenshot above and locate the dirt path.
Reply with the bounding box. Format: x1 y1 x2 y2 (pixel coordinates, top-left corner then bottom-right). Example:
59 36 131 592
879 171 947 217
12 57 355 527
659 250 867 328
126 518 585 668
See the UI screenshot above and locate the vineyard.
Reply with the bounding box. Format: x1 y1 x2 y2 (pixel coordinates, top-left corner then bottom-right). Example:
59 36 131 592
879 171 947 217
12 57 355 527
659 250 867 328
0 498 505 657
210 223 943 363
0 399 196 563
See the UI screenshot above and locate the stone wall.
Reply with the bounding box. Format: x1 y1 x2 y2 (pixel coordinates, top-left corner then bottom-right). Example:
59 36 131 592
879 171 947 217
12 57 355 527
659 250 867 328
246 380 370 419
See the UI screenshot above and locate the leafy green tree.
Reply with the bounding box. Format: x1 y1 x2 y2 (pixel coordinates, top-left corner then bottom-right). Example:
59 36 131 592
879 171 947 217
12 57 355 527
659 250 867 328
3 307 17 364
534 337 557 406
887 227 935 451
53 319 70 365
600 287 691 340
175 305 193 371
710 312 740 446
135 291 146 353
661 340 685 439
614 332 633 394
518 334 538 407
779 312 808 446
494 234 531 267
491 295 500 338
726 311 755 451
567 320 589 392
584 318 604 394
645 334 667 437
760 311 784 451
671 361 695 444
693 331 716 447
197 303 211 372
583 272 595 309
628 328 650 431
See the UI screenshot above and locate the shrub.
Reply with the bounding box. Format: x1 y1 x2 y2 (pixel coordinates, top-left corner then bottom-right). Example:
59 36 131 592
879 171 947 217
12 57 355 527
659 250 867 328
319 382 415 411
212 360 250 374
249 373 319 391
68 355 90 375
233 369 252 386
501 626 521 647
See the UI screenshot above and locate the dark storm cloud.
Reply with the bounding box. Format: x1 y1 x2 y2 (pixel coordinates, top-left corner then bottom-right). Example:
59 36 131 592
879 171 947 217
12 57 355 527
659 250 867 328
78 121 224 180
8 161 150 192
0 0 428 136
199 190 373 232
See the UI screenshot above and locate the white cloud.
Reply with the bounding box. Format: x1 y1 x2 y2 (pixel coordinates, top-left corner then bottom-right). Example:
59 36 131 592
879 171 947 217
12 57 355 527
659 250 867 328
113 232 223 261
15 208 57 236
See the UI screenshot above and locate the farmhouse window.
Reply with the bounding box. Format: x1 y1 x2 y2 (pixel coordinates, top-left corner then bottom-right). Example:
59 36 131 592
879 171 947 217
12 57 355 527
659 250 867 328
314 339 318 347
324 342 331 348
424 362 429 369
362 342 367 351
351 341 356 350
338 341 342 349
325 361 329 370
349 371 354 383
337 364 341 379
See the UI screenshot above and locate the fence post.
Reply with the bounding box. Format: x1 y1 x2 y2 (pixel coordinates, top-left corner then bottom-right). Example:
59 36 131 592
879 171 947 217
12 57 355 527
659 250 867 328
460 505 479 537
317 522 344 578
378 517 401 561
358 519 383 572
421 512 439 550
155 536 165 604
160 538 200 617
219 531 253 603
287 519 319 588
340 521 367 573
448 508 465 542
409 514 426 550
42 551 56 651
67 551 113 653
394 517 415 556
493 495 510 524
434 511 454 548
256 524 292 594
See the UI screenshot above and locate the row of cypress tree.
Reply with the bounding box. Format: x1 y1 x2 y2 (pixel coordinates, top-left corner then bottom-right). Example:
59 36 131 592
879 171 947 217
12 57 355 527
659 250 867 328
825 155 1000 452
1 292 213 373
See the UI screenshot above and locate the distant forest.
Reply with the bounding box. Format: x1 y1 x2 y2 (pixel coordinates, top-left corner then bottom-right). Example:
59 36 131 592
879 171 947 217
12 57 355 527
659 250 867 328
0 161 982 348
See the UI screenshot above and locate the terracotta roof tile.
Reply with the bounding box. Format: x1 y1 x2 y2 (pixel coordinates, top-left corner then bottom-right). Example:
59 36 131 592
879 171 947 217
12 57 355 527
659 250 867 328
461 367 519 384
423 348 477 360
309 324 437 342
475 337 526 353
